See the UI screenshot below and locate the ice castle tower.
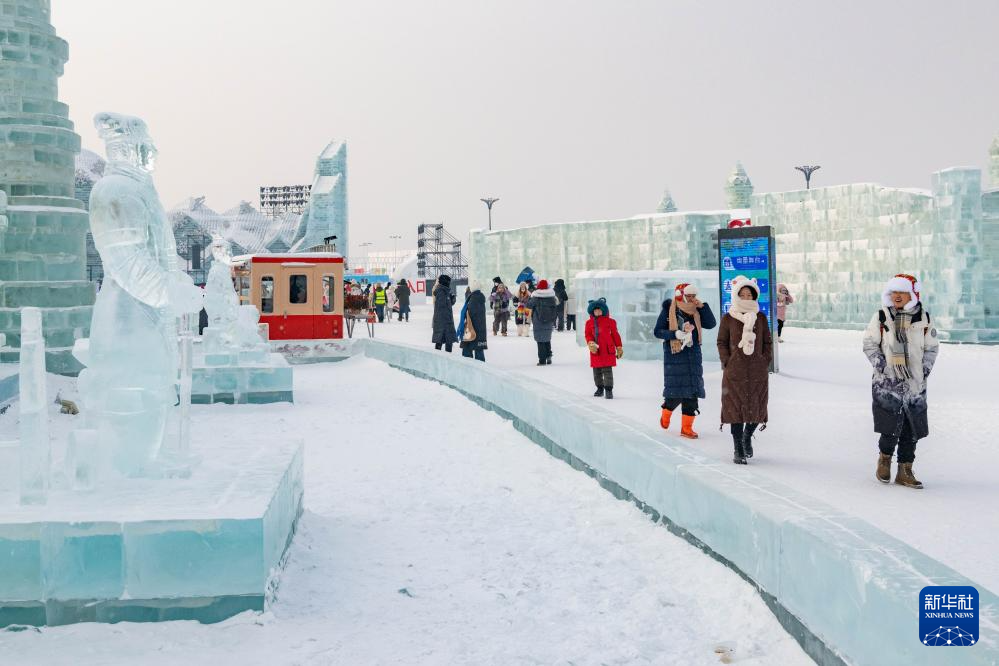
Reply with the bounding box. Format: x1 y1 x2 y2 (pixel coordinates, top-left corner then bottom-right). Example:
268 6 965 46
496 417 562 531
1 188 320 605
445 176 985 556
724 161 754 208
0 0 94 374
291 140 348 261
656 187 678 213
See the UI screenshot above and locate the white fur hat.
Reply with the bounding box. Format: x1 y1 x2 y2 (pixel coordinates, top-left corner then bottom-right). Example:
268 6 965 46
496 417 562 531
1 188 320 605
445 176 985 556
883 274 921 310
470 279 483 293
731 275 760 300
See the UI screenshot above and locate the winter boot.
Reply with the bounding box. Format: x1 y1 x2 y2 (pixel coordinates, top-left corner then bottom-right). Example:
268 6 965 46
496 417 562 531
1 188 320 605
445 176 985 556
660 408 673 430
895 462 923 489
732 434 747 465
876 453 892 484
604 388 614 399
594 386 605 397
743 424 758 458
680 414 699 439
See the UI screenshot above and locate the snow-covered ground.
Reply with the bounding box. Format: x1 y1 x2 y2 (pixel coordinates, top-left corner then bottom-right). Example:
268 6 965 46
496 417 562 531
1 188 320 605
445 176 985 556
0 356 811 665
376 303 999 593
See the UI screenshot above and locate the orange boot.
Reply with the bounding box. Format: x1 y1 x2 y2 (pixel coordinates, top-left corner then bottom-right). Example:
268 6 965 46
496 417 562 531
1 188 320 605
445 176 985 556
660 408 673 430
680 414 699 439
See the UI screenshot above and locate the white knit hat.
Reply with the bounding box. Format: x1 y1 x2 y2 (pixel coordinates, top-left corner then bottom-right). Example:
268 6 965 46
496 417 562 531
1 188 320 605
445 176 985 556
883 273 921 311
730 275 760 300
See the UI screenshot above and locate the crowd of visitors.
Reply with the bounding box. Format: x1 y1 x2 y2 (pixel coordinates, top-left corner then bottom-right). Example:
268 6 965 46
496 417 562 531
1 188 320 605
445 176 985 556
424 272 933 484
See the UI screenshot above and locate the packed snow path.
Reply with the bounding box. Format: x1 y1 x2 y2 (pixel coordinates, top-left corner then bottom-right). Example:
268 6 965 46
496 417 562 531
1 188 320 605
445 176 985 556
376 303 999 593
0 358 811 665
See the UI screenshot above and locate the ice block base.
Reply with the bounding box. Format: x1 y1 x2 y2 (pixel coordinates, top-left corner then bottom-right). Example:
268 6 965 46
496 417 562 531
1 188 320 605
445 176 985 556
192 352 294 404
0 439 303 627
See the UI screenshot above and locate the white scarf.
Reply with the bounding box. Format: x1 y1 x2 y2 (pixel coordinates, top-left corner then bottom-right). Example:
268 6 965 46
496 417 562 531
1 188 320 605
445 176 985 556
728 297 760 356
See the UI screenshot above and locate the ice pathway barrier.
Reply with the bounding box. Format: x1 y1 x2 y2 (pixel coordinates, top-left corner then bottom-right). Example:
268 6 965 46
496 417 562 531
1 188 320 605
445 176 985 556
362 338 999 666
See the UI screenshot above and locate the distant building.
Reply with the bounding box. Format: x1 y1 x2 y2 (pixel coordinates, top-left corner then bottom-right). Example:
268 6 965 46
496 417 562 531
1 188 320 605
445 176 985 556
259 184 311 218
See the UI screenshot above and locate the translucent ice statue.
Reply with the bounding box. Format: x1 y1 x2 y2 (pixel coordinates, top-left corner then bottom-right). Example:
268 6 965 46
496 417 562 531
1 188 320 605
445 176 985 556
79 112 204 477
203 234 239 337
18 307 49 505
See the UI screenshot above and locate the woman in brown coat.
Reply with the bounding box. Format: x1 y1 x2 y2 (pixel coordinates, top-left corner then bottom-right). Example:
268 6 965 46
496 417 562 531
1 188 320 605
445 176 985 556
717 276 773 465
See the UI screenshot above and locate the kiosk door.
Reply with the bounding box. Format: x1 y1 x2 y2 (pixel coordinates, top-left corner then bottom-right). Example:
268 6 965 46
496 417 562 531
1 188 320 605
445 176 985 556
277 264 316 339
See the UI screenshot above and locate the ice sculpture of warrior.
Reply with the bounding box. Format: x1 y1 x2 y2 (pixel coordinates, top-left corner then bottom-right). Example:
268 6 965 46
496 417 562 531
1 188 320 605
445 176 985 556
78 113 204 476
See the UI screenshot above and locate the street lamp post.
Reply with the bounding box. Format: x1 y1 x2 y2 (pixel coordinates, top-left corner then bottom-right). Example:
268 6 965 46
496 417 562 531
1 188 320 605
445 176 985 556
389 234 402 273
480 197 500 231
794 165 821 189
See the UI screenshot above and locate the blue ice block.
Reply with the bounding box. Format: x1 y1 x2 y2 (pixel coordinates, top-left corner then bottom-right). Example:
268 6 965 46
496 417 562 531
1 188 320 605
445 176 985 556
0 439 303 627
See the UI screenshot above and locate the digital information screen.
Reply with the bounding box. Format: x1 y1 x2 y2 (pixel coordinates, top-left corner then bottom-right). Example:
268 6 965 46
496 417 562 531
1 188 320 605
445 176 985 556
717 226 778 372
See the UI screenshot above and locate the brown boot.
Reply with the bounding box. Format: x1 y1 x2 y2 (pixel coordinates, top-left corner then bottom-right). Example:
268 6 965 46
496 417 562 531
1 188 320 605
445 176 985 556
660 408 673 430
680 414 699 439
876 453 892 484
895 462 923 489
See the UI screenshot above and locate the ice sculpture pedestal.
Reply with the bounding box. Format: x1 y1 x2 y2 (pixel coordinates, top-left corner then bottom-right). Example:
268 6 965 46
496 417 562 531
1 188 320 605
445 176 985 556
192 334 294 404
0 438 303 627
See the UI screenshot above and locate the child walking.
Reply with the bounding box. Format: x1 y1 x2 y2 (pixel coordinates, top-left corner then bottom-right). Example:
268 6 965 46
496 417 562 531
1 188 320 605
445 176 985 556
585 297 623 399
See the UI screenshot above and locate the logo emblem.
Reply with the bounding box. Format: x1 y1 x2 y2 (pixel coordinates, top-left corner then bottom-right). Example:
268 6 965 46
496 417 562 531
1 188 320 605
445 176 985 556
920 586 978 647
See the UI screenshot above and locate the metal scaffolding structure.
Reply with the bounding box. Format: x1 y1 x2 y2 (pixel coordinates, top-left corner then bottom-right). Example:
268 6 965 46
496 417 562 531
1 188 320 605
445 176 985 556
259 184 312 218
416 223 468 280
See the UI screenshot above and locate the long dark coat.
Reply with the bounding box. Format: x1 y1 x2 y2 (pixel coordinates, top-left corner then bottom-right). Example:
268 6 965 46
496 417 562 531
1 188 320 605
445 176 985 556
431 284 457 344
395 282 411 309
653 300 717 400
717 312 772 424
459 290 488 350
527 289 558 342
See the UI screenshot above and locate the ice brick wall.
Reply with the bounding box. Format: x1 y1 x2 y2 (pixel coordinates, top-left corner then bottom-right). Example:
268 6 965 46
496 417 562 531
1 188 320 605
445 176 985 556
982 190 999 332
468 210 739 289
753 168 998 342
0 0 94 373
572 270 720 361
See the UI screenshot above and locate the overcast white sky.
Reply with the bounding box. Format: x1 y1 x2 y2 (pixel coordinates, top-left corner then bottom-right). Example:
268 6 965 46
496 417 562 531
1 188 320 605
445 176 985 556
54 0 998 255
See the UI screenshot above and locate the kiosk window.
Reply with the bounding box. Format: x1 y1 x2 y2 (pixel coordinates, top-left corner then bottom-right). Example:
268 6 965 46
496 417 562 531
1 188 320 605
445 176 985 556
323 275 334 313
289 274 308 304
260 276 274 313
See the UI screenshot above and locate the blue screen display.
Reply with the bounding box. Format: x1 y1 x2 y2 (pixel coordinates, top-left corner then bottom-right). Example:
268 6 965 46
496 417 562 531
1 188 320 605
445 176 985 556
719 235 773 325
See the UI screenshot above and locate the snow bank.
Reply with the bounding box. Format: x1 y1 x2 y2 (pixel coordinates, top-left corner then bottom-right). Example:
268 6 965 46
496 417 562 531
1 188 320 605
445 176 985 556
361 338 999 666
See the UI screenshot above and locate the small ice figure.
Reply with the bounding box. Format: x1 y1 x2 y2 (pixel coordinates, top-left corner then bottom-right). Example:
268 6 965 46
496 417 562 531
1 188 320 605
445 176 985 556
79 112 204 477
19 307 50 505
203 234 239 339
234 305 267 347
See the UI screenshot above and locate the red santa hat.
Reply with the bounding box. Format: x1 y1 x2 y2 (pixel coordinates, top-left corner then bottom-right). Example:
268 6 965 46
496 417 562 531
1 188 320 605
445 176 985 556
674 283 698 301
537 279 549 290
883 273 921 310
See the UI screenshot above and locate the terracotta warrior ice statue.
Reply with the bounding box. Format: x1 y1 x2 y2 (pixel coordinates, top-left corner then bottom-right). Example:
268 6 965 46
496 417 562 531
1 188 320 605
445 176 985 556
78 112 203 476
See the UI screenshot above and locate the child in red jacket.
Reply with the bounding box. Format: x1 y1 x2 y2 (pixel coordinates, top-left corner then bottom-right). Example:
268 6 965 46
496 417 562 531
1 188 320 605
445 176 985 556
584 297 623 399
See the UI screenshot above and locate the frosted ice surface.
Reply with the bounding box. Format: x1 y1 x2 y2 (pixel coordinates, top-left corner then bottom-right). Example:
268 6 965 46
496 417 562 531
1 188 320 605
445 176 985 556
573 271 720 361
18 308 49 505
80 112 204 477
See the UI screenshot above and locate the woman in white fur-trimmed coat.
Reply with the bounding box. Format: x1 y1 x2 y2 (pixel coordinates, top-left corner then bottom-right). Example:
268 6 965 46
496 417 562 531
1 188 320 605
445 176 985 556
862 273 940 489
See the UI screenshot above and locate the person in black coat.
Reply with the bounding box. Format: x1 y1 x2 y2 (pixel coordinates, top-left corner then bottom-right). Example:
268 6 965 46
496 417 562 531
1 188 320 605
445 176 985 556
653 283 716 439
431 274 457 352
394 280 412 322
553 278 569 331
458 280 488 362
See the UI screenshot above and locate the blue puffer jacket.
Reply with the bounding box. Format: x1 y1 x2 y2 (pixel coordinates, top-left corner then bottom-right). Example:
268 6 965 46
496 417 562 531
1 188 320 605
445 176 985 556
653 299 717 399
